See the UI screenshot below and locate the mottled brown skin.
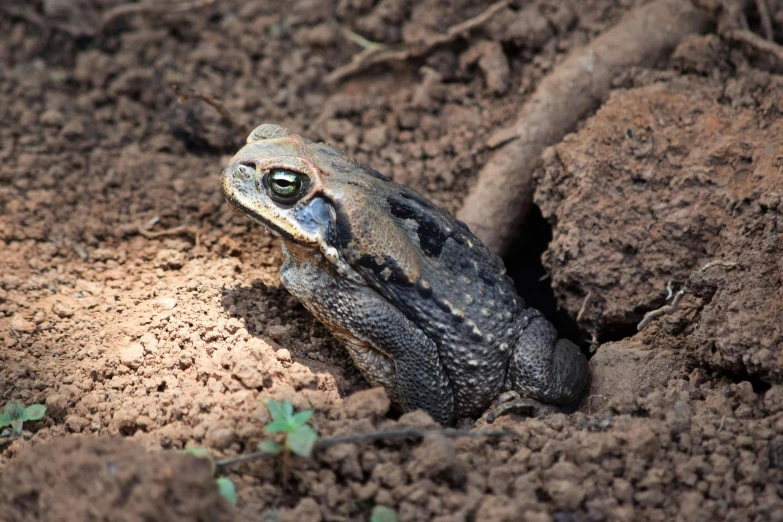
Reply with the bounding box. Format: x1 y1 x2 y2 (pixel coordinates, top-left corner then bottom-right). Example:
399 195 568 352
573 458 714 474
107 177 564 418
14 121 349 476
221 124 589 425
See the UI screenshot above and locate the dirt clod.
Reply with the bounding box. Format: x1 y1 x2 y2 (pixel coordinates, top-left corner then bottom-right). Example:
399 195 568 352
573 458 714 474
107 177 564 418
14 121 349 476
0 436 233 522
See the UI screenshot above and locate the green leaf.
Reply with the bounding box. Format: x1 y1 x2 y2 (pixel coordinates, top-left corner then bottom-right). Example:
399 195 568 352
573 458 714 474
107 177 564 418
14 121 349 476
289 409 313 429
23 404 46 422
183 447 216 475
370 506 399 522
286 425 317 457
258 439 282 455
265 400 288 422
0 413 9 428
10 418 23 434
264 419 293 434
283 400 293 419
215 477 237 506
4 401 24 421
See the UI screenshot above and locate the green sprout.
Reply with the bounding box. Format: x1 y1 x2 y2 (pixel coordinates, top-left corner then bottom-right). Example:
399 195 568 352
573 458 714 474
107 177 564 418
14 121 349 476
260 399 318 458
258 399 318 483
0 401 46 434
183 447 237 506
370 506 399 522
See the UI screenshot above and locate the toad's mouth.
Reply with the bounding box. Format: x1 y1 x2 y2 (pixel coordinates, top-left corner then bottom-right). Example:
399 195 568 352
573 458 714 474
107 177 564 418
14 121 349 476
225 198 321 250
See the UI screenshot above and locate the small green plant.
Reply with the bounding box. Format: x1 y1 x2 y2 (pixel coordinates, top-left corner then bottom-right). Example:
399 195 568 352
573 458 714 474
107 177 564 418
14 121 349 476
258 399 318 483
370 506 399 522
183 447 237 506
260 400 318 458
0 401 46 434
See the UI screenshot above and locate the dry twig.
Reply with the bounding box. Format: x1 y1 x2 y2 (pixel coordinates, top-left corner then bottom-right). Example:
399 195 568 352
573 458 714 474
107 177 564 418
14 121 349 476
99 0 215 34
325 0 509 85
168 83 250 136
138 224 201 247
755 0 774 40
214 427 514 471
637 260 738 331
637 288 688 331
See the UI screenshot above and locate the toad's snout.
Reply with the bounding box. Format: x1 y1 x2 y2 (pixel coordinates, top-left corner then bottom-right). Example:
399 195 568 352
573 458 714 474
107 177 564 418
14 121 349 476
221 162 258 206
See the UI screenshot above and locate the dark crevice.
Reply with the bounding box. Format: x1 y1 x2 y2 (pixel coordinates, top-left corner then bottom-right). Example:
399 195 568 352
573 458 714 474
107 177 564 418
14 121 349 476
595 322 640 345
710 368 773 394
503 206 583 350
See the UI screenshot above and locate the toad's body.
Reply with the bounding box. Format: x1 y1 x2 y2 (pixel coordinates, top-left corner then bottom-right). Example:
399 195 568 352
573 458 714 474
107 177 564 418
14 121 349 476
221 124 588 425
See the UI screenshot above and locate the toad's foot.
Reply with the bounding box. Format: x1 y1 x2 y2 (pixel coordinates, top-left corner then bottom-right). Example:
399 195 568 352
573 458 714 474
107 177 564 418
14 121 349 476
485 391 561 423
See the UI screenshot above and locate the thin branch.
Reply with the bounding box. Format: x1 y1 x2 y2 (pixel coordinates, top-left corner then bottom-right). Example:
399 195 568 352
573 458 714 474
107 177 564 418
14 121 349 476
637 289 688 331
637 260 738 331
325 0 509 85
167 83 250 136
99 0 215 34
724 29 783 65
214 427 515 471
755 0 774 40
576 291 592 323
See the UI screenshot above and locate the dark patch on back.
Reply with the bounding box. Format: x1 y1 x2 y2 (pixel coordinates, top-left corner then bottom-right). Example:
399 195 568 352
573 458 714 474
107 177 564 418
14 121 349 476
400 190 438 210
478 268 498 286
333 205 354 249
453 218 471 232
388 197 447 257
312 143 347 159
364 166 392 182
357 254 413 286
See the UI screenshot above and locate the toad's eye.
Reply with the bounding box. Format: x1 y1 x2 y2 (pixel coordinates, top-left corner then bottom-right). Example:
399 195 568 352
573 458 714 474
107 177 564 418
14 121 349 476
267 169 308 201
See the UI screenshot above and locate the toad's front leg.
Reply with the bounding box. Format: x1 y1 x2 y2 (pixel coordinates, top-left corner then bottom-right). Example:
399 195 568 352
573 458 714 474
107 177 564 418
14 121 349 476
281 254 455 425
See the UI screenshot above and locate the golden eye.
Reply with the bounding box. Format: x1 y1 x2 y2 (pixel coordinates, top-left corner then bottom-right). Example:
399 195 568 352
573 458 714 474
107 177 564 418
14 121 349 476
268 169 307 200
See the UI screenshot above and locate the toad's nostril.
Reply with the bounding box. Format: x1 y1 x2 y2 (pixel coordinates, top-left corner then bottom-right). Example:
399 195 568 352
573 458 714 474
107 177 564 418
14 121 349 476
237 163 255 178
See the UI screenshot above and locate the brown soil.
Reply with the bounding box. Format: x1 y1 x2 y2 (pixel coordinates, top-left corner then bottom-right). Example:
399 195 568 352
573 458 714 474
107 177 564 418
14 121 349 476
1 1 783 521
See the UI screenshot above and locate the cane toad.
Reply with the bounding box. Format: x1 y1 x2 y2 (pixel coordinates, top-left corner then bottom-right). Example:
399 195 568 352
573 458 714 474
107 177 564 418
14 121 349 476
221 124 589 425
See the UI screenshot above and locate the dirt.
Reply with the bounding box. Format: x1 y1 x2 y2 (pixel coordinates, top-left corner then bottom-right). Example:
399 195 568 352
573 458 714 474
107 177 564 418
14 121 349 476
0 436 233 522
1 0 783 521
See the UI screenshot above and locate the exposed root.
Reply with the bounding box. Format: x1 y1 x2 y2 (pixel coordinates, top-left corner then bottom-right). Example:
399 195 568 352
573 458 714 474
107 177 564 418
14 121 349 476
724 28 783 65
637 260 739 331
325 0 509 85
214 427 514 472
576 291 593 323
456 0 710 254
637 288 688 331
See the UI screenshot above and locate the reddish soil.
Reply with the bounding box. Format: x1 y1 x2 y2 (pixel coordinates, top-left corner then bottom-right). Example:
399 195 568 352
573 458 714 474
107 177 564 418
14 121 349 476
1 1 783 521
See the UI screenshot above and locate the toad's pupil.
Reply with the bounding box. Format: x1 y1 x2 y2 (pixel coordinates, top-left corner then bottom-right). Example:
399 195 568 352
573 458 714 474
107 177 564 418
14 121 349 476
269 170 302 198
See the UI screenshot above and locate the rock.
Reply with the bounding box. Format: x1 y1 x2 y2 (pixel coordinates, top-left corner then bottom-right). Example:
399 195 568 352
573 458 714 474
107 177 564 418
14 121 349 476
275 348 292 362
119 343 145 369
586 339 683 413
397 409 439 429
407 434 464 484
45 393 68 418
343 387 390 419
280 497 322 522
10 315 36 333
206 425 235 451
152 297 177 310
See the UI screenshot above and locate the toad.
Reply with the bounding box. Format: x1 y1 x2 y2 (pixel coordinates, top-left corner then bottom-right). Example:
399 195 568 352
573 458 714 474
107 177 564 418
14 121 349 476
221 124 588 425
